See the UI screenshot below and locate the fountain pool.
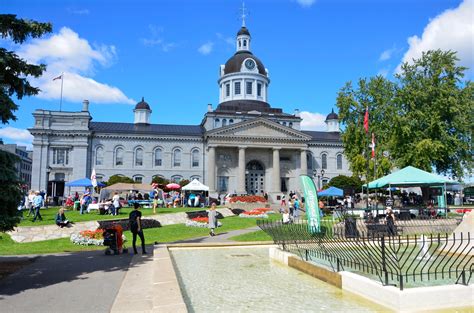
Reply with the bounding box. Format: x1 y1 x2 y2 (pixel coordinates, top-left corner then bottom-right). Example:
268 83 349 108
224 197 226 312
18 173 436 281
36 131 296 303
170 247 392 312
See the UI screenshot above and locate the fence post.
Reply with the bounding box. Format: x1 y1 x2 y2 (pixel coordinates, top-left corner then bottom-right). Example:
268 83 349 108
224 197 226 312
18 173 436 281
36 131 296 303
305 249 309 261
337 258 340 272
381 236 388 285
399 274 404 291
461 270 466 285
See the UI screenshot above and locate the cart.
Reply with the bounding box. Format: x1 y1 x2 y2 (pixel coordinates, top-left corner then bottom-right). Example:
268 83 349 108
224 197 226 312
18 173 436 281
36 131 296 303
103 224 128 255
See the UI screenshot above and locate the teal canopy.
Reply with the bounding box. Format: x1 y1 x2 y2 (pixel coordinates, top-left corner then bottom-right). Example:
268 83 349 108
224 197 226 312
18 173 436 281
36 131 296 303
365 166 455 189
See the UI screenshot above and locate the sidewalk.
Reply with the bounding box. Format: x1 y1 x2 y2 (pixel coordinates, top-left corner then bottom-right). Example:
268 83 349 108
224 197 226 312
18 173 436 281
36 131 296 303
173 226 261 244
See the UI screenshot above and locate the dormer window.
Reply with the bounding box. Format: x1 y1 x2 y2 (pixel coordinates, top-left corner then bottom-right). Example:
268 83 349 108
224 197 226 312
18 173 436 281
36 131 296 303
235 82 241 95
214 118 220 127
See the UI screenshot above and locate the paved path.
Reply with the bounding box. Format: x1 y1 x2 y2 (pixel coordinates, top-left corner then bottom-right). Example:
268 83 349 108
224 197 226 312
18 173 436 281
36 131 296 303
173 226 261 244
0 249 136 313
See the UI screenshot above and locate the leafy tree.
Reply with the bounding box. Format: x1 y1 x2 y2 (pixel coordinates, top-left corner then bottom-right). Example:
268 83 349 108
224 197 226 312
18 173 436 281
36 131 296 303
0 14 52 123
0 15 52 232
328 175 363 193
337 50 473 180
179 179 190 187
106 175 134 186
151 176 169 185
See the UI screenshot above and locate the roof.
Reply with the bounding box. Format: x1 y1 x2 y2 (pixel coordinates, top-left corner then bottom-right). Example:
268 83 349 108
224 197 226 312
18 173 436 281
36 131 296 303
135 97 151 110
224 51 267 76
182 179 209 191
90 122 203 136
366 166 456 189
326 109 338 121
214 100 297 118
237 26 250 36
302 131 341 142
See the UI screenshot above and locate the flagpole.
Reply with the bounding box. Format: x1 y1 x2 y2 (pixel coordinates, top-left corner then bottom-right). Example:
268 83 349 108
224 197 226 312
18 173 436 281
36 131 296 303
59 72 64 112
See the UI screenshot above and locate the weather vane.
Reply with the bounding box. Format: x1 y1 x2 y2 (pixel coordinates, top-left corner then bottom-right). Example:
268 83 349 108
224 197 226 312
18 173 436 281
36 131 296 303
240 2 248 27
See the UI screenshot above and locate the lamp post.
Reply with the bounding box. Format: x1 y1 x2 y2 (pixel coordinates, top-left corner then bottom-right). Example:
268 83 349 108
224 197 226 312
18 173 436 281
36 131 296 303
313 169 325 190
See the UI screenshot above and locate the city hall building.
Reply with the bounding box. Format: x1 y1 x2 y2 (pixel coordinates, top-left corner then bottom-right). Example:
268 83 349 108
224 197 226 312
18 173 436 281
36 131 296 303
29 25 352 202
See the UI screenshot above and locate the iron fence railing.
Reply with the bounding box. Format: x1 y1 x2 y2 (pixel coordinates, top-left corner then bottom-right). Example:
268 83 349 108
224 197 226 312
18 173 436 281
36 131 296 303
258 218 473 290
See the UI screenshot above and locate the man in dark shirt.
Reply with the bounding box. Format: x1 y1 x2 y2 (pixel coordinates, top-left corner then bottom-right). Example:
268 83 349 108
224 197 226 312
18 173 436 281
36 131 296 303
129 202 146 254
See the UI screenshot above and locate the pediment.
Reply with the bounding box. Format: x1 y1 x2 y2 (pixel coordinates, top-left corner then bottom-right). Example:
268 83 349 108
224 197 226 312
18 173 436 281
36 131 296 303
206 118 311 141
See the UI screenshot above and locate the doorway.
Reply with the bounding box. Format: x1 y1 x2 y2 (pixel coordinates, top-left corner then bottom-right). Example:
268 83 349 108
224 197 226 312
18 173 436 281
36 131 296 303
245 160 265 195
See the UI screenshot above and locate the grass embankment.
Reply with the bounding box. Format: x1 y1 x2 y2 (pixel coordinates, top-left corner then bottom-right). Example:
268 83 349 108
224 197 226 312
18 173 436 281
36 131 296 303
0 214 281 255
18 206 213 227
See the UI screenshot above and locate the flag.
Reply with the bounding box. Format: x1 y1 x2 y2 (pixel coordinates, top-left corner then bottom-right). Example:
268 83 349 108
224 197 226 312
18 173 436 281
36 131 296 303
363 107 369 133
300 175 321 233
53 74 62 81
91 168 97 188
371 133 375 159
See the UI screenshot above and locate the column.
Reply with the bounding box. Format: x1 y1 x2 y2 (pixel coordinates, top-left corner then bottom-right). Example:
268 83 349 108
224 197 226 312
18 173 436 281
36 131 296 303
237 146 246 194
272 148 280 193
207 146 216 192
300 149 307 176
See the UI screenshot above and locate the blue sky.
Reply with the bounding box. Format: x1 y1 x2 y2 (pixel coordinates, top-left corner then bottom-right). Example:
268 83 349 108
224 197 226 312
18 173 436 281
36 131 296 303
1 0 472 149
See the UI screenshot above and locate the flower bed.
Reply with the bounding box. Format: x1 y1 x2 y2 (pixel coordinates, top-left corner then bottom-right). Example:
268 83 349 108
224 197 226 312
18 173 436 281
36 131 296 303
229 195 266 203
238 208 274 219
70 229 127 246
185 217 222 228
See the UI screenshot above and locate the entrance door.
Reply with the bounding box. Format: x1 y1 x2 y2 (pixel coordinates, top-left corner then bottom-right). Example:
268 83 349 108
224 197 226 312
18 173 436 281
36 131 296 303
245 160 265 195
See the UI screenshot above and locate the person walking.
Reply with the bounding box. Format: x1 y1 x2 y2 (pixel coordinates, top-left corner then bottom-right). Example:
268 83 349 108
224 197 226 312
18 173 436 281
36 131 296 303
80 192 91 215
32 191 44 222
112 192 121 215
129 202 146 254
26 190 35 217
386 207 396 236
207 202 218 236
293 197 300 219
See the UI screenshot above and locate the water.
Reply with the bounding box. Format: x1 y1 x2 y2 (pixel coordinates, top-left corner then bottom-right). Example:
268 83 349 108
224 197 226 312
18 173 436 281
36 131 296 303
170 247 393 313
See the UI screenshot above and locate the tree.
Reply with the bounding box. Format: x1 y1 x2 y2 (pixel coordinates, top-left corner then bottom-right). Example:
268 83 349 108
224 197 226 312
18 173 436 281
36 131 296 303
328 175 363 193
151 176 169 185
106 175 134 186
337 50 473 180
0 15 52 232
179 179 190 187
0 14 52 123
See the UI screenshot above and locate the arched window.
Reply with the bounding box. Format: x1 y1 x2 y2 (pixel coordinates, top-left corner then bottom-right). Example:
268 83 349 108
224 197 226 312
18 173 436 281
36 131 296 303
135 147 143 166
239 40 241 47
321 153 327 170
133 175 143 183
192 149 200 167
289 122 293 128
173 149 182 167
222 119 227 126
95 146 104 166
190 175 201 181
154 148 162 166
115 147 124 166
337 154 343 170
214 118 220 128
229 119 234 124
171 175 182 183
243 40 247 47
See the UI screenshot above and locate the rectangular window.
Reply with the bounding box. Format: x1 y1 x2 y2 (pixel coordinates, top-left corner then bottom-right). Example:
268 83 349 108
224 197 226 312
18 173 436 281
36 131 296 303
246 81 252 95
53 148 69 165
154 150 162 166
134 176 143 183
234 82 241 95
225 84 230 97
257 83 262 96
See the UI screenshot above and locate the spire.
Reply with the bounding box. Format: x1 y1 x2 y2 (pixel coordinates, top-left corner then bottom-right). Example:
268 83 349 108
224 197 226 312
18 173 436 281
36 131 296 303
240 2 247 27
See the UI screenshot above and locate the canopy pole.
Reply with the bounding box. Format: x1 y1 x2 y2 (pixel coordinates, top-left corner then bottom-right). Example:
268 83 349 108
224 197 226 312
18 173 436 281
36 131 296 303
444 182 447 218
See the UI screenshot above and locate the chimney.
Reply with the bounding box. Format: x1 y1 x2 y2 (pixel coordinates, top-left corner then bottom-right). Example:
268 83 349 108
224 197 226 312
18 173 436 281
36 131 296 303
294 109 300 117
207 103 213 112
82 100 90 112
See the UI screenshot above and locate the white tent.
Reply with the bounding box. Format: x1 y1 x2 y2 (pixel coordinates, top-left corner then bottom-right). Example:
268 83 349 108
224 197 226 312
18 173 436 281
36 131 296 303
182 179 209 191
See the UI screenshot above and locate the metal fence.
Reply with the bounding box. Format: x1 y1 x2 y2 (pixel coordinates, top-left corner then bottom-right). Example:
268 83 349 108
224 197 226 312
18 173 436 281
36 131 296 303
258 216 473 290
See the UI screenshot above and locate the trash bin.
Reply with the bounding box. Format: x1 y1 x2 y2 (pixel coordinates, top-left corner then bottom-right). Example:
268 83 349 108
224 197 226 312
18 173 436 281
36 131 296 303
345 218 358 238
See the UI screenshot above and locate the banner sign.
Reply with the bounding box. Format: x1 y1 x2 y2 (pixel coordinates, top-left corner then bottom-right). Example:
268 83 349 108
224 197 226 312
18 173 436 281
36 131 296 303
300 175 320 233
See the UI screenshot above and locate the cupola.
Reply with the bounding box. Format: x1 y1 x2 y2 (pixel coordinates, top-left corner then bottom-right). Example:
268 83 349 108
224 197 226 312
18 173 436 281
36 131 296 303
325 109 339 132
134 97 152 124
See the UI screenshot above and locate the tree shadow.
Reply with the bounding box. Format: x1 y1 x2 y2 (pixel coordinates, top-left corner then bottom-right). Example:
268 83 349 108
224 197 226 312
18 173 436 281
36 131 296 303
0 246 153 299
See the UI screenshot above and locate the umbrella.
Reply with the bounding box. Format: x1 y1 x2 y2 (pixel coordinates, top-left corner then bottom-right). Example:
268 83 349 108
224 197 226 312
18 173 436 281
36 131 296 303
166 183 181 190
318 186 343 197
65 178 106 187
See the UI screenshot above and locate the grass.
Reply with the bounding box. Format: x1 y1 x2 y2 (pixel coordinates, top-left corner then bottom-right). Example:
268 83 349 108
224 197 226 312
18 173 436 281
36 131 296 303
0 214 282 255
18 205 213 227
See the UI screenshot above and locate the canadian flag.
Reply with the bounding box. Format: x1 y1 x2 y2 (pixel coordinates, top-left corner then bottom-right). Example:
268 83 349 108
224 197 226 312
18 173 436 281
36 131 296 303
53 74 63 81
363 107 369 134
371 133 376 159
91 168 97 188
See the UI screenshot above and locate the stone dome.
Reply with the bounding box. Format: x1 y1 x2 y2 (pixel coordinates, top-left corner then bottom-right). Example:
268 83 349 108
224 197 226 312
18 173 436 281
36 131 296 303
224 51 267 76
135 97 150 110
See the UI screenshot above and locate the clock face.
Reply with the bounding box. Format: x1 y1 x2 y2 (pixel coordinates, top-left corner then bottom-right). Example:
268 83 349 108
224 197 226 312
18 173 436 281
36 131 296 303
245 59 255 70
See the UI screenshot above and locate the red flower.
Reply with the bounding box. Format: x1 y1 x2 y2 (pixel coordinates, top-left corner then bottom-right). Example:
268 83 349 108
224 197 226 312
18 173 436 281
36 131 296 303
229 196 266 203
192 217 209 223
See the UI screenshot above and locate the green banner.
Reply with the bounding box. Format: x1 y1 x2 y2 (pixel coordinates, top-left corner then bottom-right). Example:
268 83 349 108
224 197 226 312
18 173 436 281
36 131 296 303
300 175 320 233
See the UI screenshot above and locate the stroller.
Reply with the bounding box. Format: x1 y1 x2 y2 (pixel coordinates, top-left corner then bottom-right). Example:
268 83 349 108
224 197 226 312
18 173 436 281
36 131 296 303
103 224 128 255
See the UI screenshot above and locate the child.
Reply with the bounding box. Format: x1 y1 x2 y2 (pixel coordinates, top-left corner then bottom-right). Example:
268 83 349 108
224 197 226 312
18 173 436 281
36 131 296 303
207 202 218 236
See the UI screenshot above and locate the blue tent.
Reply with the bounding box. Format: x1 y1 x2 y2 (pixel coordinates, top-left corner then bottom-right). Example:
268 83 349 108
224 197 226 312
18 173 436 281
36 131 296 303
318 186 343 197
65 178 105 187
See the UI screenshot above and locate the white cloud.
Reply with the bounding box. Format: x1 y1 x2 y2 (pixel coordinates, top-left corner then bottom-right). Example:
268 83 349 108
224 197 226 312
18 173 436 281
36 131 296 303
18 27 134 104
379 48 394 61
198 42 214 55
141 24 176 52
296 0 316 8
0 127 34 148
397 0 473 73
67 8 90 15
300 111 327 131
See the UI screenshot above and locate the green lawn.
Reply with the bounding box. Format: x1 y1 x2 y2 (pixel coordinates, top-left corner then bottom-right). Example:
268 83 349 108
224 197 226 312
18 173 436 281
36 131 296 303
0 214 281 255
18 206 213 227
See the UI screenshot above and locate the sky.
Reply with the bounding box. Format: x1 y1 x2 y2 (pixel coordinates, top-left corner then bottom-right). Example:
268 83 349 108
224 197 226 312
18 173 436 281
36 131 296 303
1 0 472 151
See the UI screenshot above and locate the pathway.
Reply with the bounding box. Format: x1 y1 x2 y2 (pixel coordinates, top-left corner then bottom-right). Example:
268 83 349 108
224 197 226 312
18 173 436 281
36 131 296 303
8 208 235 243
173 226 262 244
